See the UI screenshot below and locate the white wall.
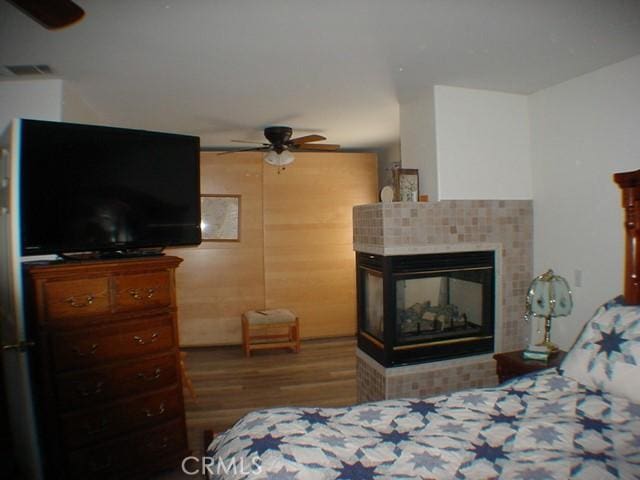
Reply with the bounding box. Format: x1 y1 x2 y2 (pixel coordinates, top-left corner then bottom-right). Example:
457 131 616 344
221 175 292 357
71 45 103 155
0 79 63 131
62 82 105 125
0 79 106 129
400 90 438 200
434 85 532 200
375 141 401 192
530 54 640 349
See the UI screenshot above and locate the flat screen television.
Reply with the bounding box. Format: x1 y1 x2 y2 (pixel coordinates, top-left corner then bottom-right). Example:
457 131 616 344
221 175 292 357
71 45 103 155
18 119 201 257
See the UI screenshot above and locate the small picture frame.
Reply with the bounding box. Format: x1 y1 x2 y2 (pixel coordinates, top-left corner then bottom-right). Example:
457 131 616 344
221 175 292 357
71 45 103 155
201 194 240 241
393 168 419 202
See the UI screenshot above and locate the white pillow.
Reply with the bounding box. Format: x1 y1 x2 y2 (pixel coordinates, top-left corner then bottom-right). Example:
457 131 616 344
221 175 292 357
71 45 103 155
561 297 640 403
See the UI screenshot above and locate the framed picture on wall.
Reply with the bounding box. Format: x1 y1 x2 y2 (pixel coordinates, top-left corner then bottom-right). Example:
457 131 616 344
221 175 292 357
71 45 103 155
393 168 419 202
201 194 241 241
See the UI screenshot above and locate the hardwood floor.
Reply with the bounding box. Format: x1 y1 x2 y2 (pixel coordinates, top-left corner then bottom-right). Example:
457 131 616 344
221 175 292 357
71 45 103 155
183 336 357 454
6 338 356 480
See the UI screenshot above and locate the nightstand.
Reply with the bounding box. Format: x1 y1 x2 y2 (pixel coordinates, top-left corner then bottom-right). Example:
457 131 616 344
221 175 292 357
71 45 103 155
493 350 566 383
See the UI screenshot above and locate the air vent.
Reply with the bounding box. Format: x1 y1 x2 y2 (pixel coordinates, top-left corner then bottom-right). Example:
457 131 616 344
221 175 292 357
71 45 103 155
3 64 54 76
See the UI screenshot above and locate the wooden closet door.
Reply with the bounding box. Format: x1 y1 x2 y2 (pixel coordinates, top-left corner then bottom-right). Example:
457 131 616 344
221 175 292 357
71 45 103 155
263 152 378 338
172 153 265 346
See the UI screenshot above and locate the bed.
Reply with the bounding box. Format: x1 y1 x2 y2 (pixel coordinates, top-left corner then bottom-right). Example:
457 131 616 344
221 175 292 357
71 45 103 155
205 169 640 479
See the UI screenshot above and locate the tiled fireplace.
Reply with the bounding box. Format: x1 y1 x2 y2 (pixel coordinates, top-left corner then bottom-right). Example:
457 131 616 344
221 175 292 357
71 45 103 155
353 200 532 402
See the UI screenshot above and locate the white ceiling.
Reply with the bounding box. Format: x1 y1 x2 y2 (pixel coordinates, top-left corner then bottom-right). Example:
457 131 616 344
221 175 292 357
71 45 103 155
1 0 639 150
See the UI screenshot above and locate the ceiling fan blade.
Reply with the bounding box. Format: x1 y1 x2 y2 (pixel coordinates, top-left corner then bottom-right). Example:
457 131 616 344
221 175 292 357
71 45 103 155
8 0 85 29
217 146 271 155
231 139 269 145
289 134 326 145
291 143 340 151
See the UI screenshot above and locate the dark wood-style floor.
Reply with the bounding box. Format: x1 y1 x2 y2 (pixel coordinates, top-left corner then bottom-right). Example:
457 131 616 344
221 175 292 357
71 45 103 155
153 336 357 479
183 336 357 450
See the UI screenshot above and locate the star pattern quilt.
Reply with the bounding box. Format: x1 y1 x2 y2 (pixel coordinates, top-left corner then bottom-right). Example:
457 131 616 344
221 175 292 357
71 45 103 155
561 300 640 404
207 369 640 479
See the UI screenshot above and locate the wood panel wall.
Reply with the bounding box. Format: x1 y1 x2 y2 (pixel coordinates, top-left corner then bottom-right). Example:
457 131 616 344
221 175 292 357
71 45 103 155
170 153 265 346
171 151 378 346
263 153 379 338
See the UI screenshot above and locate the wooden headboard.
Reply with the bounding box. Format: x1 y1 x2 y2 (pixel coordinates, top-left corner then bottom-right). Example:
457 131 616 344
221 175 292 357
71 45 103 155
614 169 640 305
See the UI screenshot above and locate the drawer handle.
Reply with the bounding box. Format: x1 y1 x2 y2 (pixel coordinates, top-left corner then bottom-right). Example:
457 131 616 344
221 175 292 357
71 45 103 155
133 333 159 345
72 344 98 357
65 295 94 308
143 402 166 418
127 287 156 300
89 455 112 472
137 367 162 382
77 381 104 397
84 417 110 435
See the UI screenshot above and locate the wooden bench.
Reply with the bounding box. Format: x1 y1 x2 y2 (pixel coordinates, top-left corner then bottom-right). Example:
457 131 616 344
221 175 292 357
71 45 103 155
241 309 300 357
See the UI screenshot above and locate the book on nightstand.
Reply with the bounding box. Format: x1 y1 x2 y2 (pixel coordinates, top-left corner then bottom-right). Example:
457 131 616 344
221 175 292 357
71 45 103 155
522 344 550 362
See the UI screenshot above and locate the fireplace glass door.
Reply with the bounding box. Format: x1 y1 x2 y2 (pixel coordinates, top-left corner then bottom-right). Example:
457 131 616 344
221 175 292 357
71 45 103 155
356 250 495 366
362 269 384 340
395 269 489 345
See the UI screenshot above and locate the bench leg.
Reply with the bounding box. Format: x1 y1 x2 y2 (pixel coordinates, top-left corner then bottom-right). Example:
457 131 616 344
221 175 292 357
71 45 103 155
241 315 251 357
293 318 301 353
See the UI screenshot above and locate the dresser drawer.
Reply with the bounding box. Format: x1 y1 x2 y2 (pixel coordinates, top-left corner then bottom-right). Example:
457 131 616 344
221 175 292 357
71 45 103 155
113 271 172 313
62 386 182 449
67 441 132 479
134 418 188 466
43 277 111 325
52 315 175 372
56 354 178 411
66 418 187 479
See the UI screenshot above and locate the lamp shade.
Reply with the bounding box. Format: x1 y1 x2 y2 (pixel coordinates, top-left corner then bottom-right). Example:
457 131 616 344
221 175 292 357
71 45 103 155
264 150 294 167
526 269 573 318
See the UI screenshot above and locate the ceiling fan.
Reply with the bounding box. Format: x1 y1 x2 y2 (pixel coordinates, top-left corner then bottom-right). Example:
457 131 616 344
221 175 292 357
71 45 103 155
7 0 85 30
221 126 340 167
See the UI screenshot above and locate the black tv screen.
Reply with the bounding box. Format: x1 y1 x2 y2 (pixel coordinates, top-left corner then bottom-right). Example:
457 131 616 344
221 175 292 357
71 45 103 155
19 119 201 256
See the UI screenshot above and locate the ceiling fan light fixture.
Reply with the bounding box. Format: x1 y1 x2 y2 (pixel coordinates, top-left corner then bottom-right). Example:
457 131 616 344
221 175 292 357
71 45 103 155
264 149 295 167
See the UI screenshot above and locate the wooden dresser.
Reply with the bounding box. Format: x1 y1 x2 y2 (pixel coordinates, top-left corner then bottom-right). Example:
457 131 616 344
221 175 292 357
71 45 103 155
23 255 188 479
